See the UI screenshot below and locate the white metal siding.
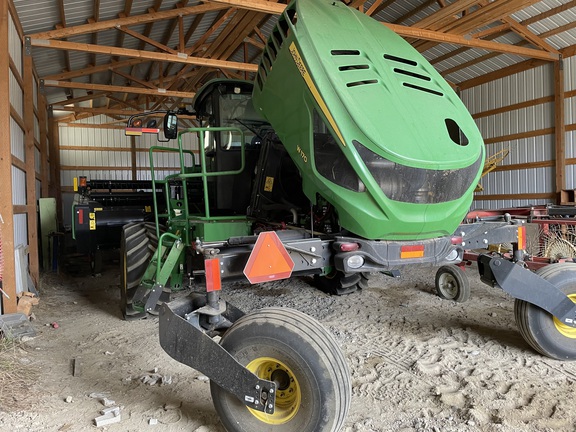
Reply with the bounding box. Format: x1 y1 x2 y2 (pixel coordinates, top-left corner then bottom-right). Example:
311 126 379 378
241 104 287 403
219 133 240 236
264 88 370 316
8 12 21 75
11 166 26 206
34 114 40 142
461 63 556 209
13 214 28 249
9 69 23 118
36 179 41 201
35 146 41 174
10 117 25 161
59 123 200 187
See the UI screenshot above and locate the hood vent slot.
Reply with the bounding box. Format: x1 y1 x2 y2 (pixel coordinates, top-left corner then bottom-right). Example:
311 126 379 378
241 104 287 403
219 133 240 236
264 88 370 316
346 79 378 87
403 82 443 97
384 54 417 66
393 68 430 82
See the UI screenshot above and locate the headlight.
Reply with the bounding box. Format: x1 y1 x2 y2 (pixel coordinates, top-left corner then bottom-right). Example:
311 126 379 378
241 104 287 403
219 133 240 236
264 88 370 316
445 249 460 261
347 255 365 269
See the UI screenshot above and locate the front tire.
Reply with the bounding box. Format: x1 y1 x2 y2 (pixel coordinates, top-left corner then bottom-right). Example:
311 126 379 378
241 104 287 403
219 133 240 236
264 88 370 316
435 265 470 303
120 222 162 319
514 263 576 360
314 270 370 295
210 307 351 432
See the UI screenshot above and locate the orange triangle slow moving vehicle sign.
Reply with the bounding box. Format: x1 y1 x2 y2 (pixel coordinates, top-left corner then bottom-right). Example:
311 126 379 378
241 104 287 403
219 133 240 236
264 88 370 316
244 231 295 284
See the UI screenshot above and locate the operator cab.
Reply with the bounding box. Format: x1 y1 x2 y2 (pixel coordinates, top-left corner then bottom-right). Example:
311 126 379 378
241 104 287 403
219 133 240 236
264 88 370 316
192 79 269 215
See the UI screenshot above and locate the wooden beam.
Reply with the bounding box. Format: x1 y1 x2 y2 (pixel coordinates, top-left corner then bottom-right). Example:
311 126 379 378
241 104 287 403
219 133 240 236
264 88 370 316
385 23 559 61
472 95 554 119
483 127 554 145
45 58 149 81
520 0 576 26
51 91 108 106
111 69 158 89
439 0 542 36
474 192 555 201
458 58 548 90
117 26 179 55
28 3 229 40
505 18 559 54
411 0 479 30
205 0 286 14
393 0 435 24
29 38 259 72
554 59 566 196
53 105 197 119
42 79 196 99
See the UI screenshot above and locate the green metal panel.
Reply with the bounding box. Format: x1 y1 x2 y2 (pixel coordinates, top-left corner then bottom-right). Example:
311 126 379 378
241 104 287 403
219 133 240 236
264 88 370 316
191 219 253 242
252 0 485 240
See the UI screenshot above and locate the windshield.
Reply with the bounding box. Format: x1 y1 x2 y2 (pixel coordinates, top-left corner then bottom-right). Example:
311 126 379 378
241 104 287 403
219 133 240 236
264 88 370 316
218 93 267 150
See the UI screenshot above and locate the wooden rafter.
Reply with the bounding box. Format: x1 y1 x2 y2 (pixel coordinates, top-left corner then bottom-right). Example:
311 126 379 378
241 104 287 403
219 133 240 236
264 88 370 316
51 91 108 107
117 26 179 55
111 69 158 89
45 58 150 81
42 79 195 99
412 0 544 52
28 3 229 40
393 0 435 24
29 38 259 72
385 23 559 61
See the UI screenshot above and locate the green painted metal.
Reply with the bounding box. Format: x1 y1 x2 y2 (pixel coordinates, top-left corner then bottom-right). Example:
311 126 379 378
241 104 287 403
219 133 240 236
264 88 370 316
148 131 250 245
252 0 485 240
192 219 253 242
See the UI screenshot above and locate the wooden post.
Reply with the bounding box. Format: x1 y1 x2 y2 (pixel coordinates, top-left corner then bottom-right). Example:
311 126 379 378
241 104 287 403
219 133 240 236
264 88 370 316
23 42 40 285
554 58 566 200
0 0 18 312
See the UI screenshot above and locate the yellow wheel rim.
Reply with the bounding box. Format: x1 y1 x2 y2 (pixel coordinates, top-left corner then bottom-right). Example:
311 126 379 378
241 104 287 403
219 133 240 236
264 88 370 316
553 293 576 338
246 357 301 425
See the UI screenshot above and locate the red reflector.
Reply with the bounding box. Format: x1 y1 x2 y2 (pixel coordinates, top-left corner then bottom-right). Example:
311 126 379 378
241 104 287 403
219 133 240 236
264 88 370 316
400 244 424 259
205 258 221 292
451 236 463 245
78 209 84 224
339 243 360 252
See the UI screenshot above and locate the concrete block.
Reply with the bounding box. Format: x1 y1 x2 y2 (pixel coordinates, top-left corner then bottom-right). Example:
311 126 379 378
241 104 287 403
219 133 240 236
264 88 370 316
94 411 121 427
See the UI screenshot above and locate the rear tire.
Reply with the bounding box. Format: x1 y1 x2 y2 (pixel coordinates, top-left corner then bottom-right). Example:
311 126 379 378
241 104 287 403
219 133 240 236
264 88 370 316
120 222 163 319
210 307 351 432
514 263 576 360
314 270 370 295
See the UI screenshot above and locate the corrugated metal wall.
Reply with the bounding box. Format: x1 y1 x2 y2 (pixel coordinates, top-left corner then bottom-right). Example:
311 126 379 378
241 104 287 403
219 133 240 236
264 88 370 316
59 119 199 227
461 63 558 210
9 10 28 249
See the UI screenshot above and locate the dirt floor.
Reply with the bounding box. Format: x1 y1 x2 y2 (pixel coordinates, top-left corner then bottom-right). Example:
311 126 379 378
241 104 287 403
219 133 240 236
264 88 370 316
1 251 576 432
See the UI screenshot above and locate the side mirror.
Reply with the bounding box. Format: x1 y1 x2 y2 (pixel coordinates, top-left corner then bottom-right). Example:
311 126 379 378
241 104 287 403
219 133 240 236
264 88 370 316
164 113 178 140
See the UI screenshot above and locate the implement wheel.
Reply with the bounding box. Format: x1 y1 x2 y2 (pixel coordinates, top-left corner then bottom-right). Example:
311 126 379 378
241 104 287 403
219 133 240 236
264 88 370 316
435 265 470 303
314 270 370 295
515 263 576 360
210 307 351 432
120 222 163 319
